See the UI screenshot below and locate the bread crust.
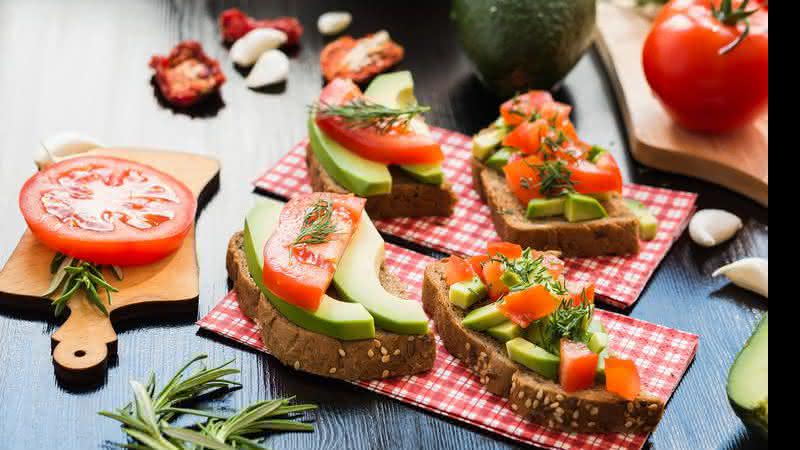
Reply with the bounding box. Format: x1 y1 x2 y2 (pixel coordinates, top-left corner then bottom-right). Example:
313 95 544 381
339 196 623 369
306 146 457 220
472 159 641 257
422 260 664 434
227 232 436 381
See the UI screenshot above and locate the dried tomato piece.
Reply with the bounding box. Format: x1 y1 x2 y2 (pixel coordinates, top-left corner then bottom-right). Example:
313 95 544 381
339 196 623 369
149 41 226 108
320 31 405 84
219 8 303 46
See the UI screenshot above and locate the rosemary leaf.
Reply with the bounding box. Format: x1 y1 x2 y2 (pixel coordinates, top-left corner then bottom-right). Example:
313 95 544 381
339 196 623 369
43 255 74 297
316 99 431 134
162 427 237 450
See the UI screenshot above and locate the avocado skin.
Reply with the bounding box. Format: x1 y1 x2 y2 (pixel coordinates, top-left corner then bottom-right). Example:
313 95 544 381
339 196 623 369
452 0 596 96
728 314 769 439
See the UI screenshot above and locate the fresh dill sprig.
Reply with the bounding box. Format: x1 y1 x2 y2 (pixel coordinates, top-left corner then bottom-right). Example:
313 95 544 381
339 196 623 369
45 252 119 317
494 249 567 297
292 200 339 246
530 295 595 354
315 99 431 134
526 160 576 198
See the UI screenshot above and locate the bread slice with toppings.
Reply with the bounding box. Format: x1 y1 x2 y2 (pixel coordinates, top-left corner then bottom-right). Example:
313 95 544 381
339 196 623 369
422 259 665 434
227 232 436 381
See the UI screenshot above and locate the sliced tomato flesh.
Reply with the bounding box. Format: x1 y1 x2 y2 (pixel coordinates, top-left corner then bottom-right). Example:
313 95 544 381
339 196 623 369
569 159 623 195
500 91 555 127
502 119 548 155
567 281 596 307
503 155 545 205
315 78 444 165
468 255 490 284
263 193 366 311
446 256 475 286
605 358 641 401
483 260 508 301
498 285 559 328
487 242 524 260
559 340 599 393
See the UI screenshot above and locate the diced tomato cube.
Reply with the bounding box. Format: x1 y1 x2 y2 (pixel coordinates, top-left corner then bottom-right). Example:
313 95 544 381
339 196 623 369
483 261 509 301
559 340 599 393
498 285 559 328
446 256 475 286
605 358 641 401
467 255 490 284
487 242 523 259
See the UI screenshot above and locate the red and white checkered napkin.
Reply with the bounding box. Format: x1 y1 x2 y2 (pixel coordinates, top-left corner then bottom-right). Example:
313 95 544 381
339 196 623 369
198 244 698 450
253 128 697 309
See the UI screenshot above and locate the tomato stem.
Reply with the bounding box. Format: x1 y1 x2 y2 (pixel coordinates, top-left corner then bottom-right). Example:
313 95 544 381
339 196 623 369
712 0 762 55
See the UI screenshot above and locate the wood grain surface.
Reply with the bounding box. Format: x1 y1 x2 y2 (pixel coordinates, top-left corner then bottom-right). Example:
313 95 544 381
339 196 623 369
0 1 768 449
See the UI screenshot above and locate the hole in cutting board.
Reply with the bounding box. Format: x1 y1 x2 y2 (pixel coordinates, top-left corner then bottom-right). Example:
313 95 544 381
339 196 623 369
74 350 86 358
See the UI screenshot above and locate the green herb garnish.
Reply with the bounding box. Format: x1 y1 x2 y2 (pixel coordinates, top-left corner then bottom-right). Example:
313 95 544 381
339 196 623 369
315 99 431 134
531 295 595 355
524 160 576 198
293 199 339 246
46 252 119 317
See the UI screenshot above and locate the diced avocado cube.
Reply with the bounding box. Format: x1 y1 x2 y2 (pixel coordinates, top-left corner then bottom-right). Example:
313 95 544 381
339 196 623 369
564 193 608 223
506 338 560 381
500 270 523 289
398 163 445 185
487 321 524 343
624 199 659 241
588 146 607 163
525 320 548 348
486 148 515 170
588 318 606 335
587 192 613 202
588 332 609 354
526 197 566 219
473 127 506 161
596 349 610 382
449 277 488 310
493 117 507 128
462 302 507 331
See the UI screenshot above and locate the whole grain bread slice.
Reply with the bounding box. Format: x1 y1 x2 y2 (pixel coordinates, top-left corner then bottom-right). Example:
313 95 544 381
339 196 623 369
422 260 665 434
227 232 436 381
472 159 641 257
307 146 457 220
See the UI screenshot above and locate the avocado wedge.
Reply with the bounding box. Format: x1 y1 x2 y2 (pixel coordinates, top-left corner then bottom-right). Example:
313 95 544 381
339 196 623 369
728 314 768 438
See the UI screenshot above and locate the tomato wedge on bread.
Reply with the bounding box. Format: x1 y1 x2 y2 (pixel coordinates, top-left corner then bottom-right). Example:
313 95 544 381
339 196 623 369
262 193 366 311
19 156 197 266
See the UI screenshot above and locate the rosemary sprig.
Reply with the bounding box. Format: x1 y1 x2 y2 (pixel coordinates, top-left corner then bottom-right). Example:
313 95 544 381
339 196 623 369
292 200 338 246
100 354 316 450
315 99 431 134
521 160 576 198
46 253 119 317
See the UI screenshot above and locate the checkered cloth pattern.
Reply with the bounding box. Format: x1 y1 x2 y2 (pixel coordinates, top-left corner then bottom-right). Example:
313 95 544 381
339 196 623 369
198 244 698 450
252 128 697 309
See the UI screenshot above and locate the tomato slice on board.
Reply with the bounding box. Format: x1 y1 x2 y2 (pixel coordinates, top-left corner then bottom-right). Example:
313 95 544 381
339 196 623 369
500 91 555 127
19 156 197 266
559 340 599 393
605 358 641 401
263 193 365 312
468 255 490 284
483 261 509 301
498 285 559 328
487 242 523 260
315 79 444 165
446 256 475 286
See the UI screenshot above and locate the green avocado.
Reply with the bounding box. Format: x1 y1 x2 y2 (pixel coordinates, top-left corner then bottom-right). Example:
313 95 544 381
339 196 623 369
364 71 444 184
243 200 375 341
333 213 430 335
452 0 597 96
473 128 507 161
308 118 392 197
506 337 560 381
527 197 566 219
624 199 659 241
596 349 610 382
564 193 608 223
485 147 514 170
728 314 768 438
587 331 609 354
449 277 488 310
462 302 508 331
487 321 523 343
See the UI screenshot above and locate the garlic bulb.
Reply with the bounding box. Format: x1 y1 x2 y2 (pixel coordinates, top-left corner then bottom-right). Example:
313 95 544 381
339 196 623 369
245 50 290 88
714 258 769 299
318 11 352 36
35 132 103 170
689 209 743 247
230 28 288 67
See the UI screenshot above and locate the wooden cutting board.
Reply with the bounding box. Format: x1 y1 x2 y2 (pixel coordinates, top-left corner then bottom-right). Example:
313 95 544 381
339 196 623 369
0 148 219 384
595 2 768 207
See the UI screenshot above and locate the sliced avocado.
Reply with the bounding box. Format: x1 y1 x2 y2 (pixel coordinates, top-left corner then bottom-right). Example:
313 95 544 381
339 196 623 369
624 199 659 241
587 332 609 354
527 197 566 219
487 321 523 343
728 314 768 438
308 118 392 197
564 193 608 223
449 277 488 310
587 192 613 202
334 213 430 335
526 320 547 348
365 71 444 184
486 148 514 170
462 302 507 331
588 318 606 335
500 270 523 290
506 338 560 381
244 200 375 341
473 127 506 161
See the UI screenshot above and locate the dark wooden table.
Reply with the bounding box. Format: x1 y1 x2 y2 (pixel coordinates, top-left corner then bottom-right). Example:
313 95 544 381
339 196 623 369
0 1 768 449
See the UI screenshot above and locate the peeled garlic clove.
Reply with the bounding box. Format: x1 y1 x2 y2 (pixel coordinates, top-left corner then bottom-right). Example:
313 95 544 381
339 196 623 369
230 28 288 67
245 49 289 88
35 132 103 170
714 258 768 299
318 11 352 36
689 209 743 247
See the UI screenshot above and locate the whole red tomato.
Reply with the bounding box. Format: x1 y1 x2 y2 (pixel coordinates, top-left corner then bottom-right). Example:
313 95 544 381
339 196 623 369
643 0 768 132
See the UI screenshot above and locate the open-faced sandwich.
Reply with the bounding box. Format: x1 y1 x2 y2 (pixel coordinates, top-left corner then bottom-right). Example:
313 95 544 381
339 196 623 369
227 193 436 380
422 242 665 434
307 71 457 220
472 91 657 257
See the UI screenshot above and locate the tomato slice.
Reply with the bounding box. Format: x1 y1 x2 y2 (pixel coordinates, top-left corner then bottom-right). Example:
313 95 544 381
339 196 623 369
559 340 599 393
263 193 366 311
605 358 641 401
569 159 623 195
500 91 555 127
503 155 544 205
446 256 475 286
539 102 573 129
498 285 559 328
502 119 548 154
483 261 509 301
19 156 197 266
315 79 444 165
567 281 596 307
487 242 523 260
590 152 624 194
467 255 490 284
